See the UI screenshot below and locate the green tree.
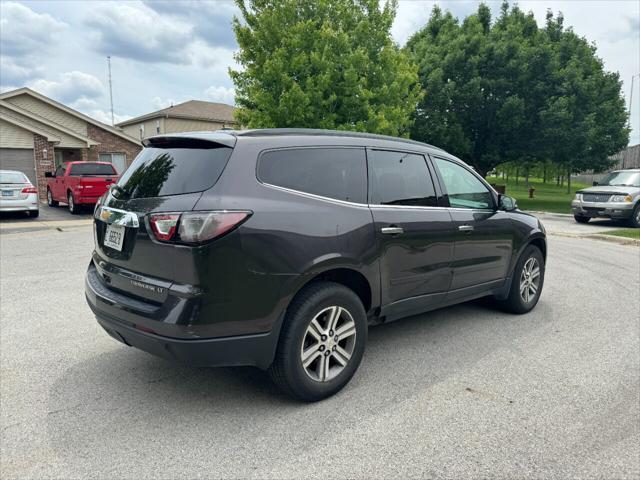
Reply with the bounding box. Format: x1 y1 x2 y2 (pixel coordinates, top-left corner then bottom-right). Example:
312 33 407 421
540 11 629 192
406 2 629 180
230 0 422 135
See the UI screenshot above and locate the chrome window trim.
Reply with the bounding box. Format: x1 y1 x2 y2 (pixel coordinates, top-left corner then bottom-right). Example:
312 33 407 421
95 205 140 227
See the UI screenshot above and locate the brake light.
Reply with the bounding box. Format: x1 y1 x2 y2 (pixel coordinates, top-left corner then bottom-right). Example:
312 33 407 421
21 186 37 194
179 211 251 243
149 214 180 242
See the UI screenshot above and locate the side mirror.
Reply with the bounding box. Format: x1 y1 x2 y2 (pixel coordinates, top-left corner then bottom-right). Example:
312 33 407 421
499 194 517 212
592 181 598 186
44 171 54 178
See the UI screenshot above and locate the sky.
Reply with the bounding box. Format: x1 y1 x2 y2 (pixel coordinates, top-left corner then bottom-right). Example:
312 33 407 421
1 0 638 145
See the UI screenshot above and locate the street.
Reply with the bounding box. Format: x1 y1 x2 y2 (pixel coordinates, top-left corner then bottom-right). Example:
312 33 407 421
1 219 639 479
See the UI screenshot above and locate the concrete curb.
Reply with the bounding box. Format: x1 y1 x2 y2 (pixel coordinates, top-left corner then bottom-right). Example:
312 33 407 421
584 233 640 247
0 219 92 232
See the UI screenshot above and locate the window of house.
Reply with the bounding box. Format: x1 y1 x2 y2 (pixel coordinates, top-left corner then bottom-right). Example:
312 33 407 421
54 150 63 167
434 158 493 209
99 153 127 174
368 150 438 207
257 148 367 204
156 120 160 134
139 124 145 139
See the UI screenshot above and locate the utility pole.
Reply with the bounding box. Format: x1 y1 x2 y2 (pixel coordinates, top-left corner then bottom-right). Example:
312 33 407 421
107 56 114 126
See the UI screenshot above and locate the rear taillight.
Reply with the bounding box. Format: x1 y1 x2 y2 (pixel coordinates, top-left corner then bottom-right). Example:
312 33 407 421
21 186 37 194
149 214 180 242
148 211 251 244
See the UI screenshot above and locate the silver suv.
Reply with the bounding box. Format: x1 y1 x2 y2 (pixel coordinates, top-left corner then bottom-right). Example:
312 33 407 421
571 169 640 228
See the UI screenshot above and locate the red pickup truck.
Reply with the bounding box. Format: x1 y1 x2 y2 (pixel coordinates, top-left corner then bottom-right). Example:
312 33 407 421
45 162 118 214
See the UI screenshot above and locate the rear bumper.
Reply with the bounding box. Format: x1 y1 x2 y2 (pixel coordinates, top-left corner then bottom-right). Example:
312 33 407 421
75 195 102 205
0 194 39 211
92 307 280 369
85 261 283 369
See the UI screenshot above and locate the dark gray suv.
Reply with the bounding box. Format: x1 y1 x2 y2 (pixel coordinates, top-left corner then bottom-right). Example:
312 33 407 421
85 129 547 401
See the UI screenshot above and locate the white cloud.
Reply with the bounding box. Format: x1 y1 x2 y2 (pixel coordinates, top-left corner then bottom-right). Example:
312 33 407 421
204 86 235 105
151 96 179 110
0 2 67 56
85 3 194 64
28 71 104 104
87 109 132 125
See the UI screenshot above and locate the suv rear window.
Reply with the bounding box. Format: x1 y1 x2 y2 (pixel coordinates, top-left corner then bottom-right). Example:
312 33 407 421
116 142 233 199
69 163 117 176
257 147 367 203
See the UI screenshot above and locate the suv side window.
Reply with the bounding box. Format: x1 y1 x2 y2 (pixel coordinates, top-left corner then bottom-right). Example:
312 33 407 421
258 148 367 203
368 150 438 207
434 158 493 209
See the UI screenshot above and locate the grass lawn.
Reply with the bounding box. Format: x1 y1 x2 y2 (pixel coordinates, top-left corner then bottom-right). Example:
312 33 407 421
486 176 589 214
601 228 640 240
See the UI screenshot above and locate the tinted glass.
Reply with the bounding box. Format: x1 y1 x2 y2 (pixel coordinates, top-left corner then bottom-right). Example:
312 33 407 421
0 172 28 183
258 148 367 203
116 144 232 199
435 158 493 209
69 163 117 176
369 150 437 206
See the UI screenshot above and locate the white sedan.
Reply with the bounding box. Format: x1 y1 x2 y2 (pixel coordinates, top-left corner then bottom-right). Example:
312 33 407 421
0 170 39 218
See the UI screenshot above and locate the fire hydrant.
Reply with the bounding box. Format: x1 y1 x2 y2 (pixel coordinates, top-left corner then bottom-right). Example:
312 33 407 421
528 187 535 198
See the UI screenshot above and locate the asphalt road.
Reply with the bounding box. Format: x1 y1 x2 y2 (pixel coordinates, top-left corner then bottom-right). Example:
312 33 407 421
1 222 639 479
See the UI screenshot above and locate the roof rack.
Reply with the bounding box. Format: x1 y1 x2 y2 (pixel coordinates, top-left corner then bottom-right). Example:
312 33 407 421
231 128 443 151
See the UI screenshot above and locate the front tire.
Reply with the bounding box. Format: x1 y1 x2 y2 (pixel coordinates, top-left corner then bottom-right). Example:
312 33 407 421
68 192 79 214
628 204 640 228
47 188 58 207
495 245 545 314
268 281 367 402
574 215 590 224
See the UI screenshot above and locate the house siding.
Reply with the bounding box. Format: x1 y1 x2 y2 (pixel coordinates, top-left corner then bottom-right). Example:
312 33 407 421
0 107 85 148
0 119 34 148
5 94 88 136
164 117 227 133
121 117 165 140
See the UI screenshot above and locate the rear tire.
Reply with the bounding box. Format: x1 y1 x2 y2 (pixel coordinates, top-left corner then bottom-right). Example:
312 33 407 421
628 204 640 228
495 245 545 314
574 215 590 224
268 281 367 402
47 188 58 207
68 192 79 214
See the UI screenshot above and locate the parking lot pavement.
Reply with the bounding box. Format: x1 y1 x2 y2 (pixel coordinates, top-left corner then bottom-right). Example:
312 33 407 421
1 225 639 479
0 203 92 224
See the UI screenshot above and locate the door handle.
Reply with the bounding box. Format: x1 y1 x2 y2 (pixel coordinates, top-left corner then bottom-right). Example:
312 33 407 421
381 226 404 235
458 225 474 233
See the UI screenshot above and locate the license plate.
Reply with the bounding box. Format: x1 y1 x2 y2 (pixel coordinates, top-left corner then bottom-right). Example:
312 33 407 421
104 224 125 251
1 190 13 197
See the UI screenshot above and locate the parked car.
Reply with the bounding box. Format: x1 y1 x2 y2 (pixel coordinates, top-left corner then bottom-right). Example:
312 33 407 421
0 170 39 217
45 161 118 214
85 129 547 401
571 169 640 227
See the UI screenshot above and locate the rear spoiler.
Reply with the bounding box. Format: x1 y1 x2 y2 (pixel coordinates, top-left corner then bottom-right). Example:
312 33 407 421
143 132 237 149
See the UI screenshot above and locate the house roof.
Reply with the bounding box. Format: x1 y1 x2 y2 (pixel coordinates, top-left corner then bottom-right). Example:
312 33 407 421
0 87 141 145
116 100 237 127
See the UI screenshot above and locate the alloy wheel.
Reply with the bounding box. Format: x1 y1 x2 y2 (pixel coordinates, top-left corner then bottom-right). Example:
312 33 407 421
68 194 74 212
519 257 541 303
300 306 357 382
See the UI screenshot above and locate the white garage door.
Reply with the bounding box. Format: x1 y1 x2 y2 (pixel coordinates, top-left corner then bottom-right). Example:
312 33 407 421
0 149 37 186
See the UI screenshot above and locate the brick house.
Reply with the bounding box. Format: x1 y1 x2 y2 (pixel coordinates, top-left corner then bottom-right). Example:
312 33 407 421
0 88 141 201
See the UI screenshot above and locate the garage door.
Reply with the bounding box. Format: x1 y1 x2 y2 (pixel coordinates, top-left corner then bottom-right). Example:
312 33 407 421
0 148 36 186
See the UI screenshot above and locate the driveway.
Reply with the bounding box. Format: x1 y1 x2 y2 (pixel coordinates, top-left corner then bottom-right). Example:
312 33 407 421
531 211 630 235
0 222 638 478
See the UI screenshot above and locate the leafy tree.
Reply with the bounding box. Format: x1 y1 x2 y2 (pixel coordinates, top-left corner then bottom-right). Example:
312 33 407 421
230 0 422 136
406 2 629 180
540 11 629 192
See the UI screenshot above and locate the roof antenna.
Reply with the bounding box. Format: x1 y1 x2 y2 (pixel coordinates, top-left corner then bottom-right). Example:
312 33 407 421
107 56 114 126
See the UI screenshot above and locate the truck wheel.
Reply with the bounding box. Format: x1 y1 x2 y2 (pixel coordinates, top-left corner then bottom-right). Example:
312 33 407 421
574 215 590 224
628 204 640 228
68 192 79 214
47 188 58 207
495 245 545 314
268 281 367 402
